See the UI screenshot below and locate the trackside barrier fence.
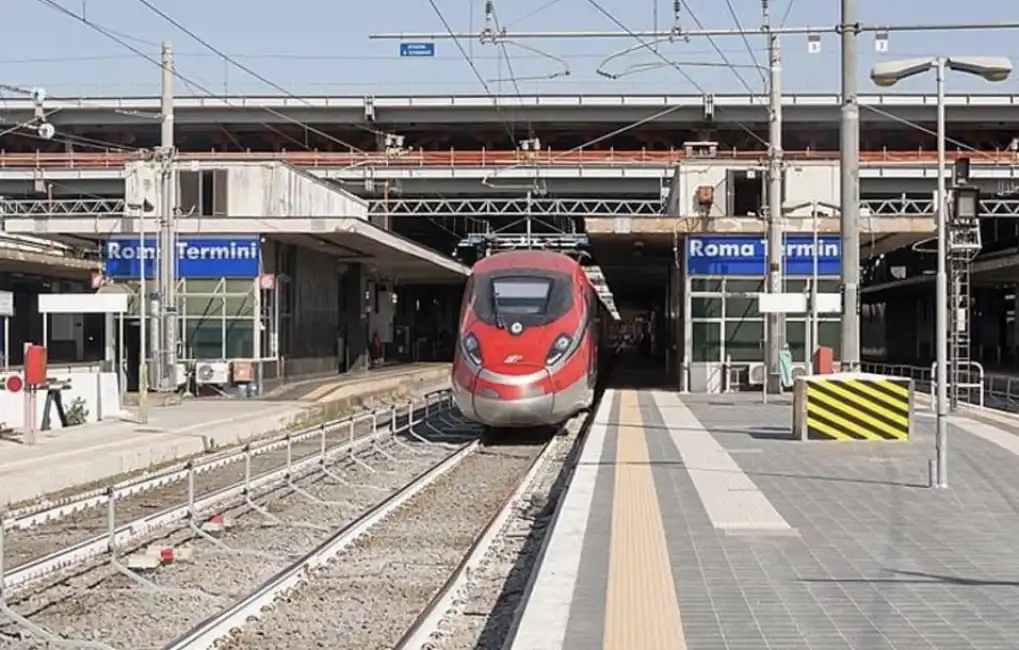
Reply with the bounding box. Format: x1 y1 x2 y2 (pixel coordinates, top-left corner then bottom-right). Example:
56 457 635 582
861 362 994 411
0 389 457 594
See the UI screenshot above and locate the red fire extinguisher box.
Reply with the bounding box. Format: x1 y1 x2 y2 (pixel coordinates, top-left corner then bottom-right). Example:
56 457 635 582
24 344 48 386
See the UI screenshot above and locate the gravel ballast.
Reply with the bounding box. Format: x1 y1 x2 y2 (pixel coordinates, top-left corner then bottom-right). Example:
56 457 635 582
221 442 545 650
2 396 433 571
0 425 469 649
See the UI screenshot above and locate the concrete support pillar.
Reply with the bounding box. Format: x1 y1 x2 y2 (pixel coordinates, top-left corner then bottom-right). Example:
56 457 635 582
343 263 369 372
104 313 116 371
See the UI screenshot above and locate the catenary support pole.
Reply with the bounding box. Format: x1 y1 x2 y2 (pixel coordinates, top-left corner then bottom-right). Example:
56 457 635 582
159 40 177 391
934 58 949 488
839 0 861 370
765 24 785 395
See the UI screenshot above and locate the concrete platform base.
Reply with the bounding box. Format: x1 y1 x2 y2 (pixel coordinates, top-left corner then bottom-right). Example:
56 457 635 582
0 364 450 507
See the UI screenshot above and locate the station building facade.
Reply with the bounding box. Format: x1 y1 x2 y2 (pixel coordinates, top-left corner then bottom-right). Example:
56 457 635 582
679 234 843 391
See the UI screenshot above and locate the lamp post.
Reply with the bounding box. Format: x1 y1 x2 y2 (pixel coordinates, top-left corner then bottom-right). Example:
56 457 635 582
870 56 1012 488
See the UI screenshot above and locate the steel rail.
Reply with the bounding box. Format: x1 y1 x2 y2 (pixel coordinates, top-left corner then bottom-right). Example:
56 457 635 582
158 438 481 650
3 388 447 532
392 431 562 650
1 391 453 593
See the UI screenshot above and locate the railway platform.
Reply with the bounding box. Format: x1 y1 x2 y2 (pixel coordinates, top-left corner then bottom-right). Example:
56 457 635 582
0 363 449 507
509 389 1019 650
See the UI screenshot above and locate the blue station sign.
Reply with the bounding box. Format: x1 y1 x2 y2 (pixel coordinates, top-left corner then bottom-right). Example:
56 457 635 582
400 42 436 57
103 236 261 279
686 235 842 276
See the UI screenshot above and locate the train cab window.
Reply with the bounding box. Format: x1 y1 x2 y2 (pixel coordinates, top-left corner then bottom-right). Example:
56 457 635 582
492 278 551 314
472 271 573 327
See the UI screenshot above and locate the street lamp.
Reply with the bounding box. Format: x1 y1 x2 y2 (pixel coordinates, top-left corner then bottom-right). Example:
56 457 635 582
870 56 1012 489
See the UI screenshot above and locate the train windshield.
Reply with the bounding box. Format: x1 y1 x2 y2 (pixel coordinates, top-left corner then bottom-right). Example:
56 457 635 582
492 278 551 315
472 271 573 327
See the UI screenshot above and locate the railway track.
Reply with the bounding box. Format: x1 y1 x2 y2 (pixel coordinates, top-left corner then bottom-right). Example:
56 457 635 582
0 388 452 591
0 390 597 650
0 392 478 649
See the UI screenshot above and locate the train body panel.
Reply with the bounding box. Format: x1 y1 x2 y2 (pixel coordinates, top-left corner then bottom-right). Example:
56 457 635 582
451 250 603 428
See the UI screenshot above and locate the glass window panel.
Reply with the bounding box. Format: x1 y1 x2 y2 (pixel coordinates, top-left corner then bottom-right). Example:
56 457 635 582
184 296 224 319
185 318 223 359
691 278 722 291
224 319 254 358
818 279 841 293
691 297 721 318
186 279 220 293
224 294 255 317
787 320 806 362
784 278 807 293
818 321 841 353
724 320 765 362
225 279 255 293
725 295 760 318
725 278 764 293
692 321 721 362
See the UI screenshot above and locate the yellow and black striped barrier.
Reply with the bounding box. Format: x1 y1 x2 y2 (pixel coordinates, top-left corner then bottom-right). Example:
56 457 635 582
792 374 913 441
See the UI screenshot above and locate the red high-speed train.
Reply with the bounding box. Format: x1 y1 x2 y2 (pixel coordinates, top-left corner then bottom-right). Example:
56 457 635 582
451 250 604 429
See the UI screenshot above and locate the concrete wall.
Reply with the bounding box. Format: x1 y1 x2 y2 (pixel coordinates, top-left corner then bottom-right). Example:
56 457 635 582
124 161 162 215
368 283 396 344
672 160 839 218
226 164 367 218
287 243 342 377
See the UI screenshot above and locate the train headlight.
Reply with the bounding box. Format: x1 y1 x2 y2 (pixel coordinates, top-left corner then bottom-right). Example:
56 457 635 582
546 334 573 365
462 333 483 365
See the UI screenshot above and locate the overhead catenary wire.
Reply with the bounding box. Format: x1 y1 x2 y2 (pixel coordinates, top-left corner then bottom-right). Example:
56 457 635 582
778 0 796 28
126 0 382 152
582 0 769 146
723 0 767 87
33 0 328 155
479 0 570 86
108 0 472 240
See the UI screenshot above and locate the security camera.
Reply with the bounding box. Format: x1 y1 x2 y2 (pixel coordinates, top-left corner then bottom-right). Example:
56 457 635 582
30 87 46 104
37 122 55 140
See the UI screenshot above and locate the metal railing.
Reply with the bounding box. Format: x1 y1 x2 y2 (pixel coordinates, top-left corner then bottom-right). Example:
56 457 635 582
860 361 1002 412
0 147 1018 169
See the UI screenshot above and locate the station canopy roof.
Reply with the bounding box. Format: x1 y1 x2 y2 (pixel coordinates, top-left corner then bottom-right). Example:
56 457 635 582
1 216 468 284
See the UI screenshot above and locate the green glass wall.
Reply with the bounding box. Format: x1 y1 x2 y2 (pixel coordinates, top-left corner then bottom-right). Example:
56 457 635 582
689 276 842 364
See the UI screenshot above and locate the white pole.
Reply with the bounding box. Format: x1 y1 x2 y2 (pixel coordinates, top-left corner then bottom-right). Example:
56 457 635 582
811 201 820 373
934 58 949 488
138 202 149 424
159 40 177 391
765 28 785 395
3 316 8 373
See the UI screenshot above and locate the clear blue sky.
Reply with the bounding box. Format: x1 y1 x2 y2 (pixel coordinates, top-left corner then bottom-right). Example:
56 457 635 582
3 0 1019 97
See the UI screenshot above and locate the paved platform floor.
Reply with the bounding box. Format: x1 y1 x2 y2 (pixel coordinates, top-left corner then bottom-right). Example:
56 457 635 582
510 390 1019 650
0 364 450 506
262 362 447 402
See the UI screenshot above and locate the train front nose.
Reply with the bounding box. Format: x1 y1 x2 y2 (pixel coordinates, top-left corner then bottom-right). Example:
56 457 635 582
470 364 554 427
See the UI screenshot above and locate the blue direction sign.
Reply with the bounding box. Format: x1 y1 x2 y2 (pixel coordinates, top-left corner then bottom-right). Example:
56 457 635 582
400 42 436 57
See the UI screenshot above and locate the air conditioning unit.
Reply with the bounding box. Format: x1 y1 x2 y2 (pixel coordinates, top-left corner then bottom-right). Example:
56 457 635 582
172 362 189 387
195 361 230 385
747 363 766 386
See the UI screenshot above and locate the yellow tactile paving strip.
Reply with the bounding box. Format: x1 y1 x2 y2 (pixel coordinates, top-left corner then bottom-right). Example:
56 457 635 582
603 390 686 650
